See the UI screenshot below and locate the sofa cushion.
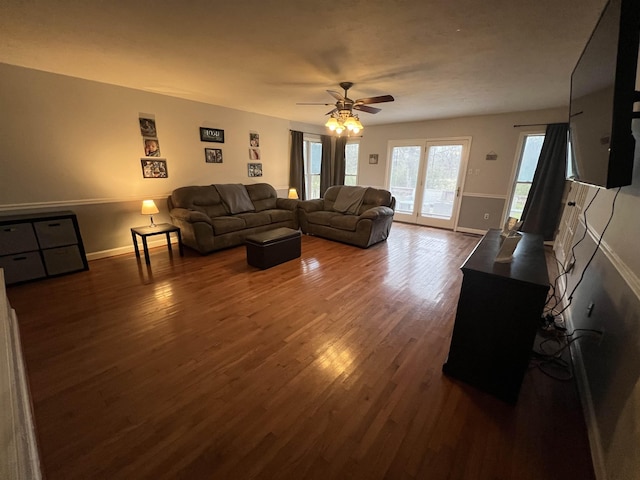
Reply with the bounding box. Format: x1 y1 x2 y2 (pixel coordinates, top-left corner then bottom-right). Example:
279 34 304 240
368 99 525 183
171 185 227 218
329 214 359 231
211 216 246 235
236 211 272 228
305 210 341 226
214 184 255 214
266 209 295 223
246 183 278 212
360 188 393 214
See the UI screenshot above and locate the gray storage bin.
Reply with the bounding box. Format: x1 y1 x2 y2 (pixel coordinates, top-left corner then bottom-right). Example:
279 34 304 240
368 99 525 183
34 218 78 248
0 223 39 255
0 251 46 284
42 245 85 275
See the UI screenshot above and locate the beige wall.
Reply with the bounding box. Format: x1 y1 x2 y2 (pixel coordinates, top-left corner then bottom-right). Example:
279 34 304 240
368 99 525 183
355 108 567 231
0 63 320 256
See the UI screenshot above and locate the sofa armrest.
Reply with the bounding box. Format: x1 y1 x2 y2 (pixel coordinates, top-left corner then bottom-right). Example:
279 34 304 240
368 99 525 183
298 199 324 213
169 208 212 225
275 198 299 211
359 206 394 220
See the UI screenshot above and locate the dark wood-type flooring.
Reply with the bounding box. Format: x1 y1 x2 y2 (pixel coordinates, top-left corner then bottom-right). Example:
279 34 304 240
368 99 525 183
7 223 595 480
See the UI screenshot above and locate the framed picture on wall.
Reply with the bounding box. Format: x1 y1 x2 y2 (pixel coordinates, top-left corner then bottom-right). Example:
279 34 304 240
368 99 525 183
143 138 161 157
141 159 168 178
248 163 263 177
199 127 224 143
205 148 223 163
139 117 157 137
369 154 379 164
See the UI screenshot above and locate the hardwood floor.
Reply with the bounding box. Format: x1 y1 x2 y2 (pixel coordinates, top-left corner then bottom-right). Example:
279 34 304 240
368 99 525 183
7 223 594 480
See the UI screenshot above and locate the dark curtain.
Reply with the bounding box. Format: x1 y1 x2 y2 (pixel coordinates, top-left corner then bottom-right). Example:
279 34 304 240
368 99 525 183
320 135 332 197
289 130 306 200
520 123 568 241
332 136 347 186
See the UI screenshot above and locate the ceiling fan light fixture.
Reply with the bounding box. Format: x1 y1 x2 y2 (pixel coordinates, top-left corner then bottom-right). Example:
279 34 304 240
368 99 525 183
325 117 339 130
301 82 393 136
343 115 357 130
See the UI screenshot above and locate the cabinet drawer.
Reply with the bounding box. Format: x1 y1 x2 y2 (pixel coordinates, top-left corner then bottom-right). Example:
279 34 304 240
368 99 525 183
0 252 46 285
42 245 85 276
34 218 78 248
0 223 39 255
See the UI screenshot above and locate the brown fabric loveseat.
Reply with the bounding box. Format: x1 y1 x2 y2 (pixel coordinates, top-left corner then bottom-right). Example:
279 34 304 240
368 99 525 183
298 185 395 248
167 183 298 254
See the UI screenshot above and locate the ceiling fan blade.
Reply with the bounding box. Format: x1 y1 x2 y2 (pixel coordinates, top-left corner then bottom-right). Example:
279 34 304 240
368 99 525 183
355 95 395 105
296 102 334 106
327 90 345 101
354 104 381 114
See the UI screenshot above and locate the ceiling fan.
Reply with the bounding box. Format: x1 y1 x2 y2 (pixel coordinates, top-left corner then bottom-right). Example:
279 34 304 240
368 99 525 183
297 82 394 133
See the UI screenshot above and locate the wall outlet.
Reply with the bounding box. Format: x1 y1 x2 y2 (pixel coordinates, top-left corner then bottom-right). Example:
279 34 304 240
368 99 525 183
483 213 490 220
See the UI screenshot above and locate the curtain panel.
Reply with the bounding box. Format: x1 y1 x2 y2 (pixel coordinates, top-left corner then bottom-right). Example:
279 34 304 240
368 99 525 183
520 123 569 241
332 136 347 186
320 135 332 197
289 130 306 200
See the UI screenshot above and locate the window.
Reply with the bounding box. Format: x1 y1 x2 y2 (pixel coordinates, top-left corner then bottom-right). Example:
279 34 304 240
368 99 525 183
345 140 359 186
507 134 544 220
303 136 322 199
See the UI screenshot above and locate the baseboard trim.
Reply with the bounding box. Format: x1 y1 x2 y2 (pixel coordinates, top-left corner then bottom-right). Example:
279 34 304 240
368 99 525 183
86 237 180 261
569 327 607 480
559 282 607 480
455 226 487 235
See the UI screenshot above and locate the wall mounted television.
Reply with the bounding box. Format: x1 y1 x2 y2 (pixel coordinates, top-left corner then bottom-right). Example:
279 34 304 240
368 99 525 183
568 0 640 189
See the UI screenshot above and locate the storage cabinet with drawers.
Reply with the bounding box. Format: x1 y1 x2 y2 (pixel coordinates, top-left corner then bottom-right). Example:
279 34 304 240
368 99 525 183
0 211 88 285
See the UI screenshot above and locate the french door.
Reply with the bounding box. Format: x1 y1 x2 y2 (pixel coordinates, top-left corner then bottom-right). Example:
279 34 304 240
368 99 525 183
386 138 470 229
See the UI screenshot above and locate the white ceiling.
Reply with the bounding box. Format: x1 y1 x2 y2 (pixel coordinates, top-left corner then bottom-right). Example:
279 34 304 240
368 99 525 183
0 0 607 128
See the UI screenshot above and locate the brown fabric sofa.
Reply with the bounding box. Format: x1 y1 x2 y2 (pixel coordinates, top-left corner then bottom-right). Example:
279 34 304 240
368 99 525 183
167 183 298 254
298 185 396 248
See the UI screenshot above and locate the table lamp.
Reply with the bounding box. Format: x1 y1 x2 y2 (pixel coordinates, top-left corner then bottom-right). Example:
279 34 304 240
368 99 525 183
141 199 159 227
288 188 299 199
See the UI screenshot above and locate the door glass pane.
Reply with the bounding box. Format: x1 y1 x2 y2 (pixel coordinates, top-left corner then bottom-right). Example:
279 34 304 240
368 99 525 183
421 145 462 219
389 146 421 213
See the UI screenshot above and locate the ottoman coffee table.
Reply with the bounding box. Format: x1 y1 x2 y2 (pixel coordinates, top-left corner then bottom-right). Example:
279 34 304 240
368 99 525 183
245 227 301 269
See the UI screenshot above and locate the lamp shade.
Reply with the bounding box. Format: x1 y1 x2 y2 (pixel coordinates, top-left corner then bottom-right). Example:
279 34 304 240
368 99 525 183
325 117 339 131
288 188 299 199
141 199 159 215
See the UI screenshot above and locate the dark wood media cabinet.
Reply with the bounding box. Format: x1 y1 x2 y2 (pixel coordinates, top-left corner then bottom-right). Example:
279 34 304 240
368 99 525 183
443 229 549 404
0 211 89 285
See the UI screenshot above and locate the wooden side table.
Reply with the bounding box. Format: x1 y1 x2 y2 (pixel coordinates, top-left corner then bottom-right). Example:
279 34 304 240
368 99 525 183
131 223 183 265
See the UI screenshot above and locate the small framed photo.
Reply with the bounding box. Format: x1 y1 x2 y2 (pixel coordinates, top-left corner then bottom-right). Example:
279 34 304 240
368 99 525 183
199 127 224 143
249 132 260 147
248 162 263 177
369 153 379 164
249 147 260 160
139 117 157 136
205 148 223 163
141 159 168 178
143 138 161 157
